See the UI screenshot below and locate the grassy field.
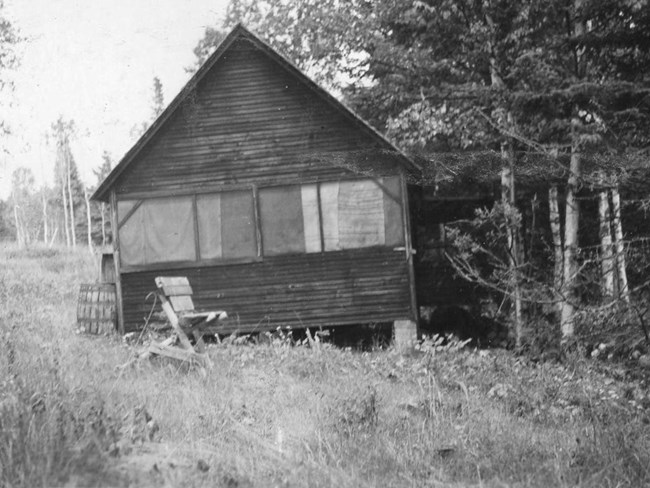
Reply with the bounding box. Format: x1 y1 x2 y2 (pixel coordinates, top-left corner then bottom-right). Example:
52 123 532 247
1 243 649 487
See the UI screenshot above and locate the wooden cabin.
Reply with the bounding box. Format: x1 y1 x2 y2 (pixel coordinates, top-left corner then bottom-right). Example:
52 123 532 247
92 25 420 341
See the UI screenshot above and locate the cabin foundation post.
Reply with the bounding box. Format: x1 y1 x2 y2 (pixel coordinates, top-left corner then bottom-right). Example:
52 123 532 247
393 319 417 350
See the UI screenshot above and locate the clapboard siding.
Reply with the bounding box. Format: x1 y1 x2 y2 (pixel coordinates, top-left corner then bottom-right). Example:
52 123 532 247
121 248 411 333
115 39 384 195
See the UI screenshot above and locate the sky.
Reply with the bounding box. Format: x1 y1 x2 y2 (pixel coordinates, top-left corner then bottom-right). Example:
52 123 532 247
0 0 230 198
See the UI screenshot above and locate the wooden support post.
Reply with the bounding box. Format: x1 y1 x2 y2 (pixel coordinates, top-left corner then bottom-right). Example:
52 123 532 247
110 191 125 335
400 172 419 323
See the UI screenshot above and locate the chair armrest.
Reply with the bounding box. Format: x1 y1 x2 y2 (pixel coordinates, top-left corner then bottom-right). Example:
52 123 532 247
181 311 228 322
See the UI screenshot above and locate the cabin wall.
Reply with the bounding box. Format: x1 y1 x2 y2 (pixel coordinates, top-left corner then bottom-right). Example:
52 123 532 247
121 248 412 333
114 37 393 196
110 36 416 332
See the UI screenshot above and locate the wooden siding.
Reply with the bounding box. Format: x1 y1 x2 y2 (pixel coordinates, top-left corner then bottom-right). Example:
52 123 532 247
114 38 393 195
121 248 412 333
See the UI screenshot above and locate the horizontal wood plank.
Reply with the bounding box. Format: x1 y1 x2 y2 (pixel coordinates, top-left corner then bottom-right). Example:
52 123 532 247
122 248 411 333
115 38 393 196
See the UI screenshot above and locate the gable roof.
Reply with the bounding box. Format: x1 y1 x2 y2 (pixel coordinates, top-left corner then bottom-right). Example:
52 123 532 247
92 24 420 202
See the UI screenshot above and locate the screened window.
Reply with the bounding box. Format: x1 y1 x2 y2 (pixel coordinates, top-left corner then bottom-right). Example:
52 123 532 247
259 184 322 255
197 190 256 260
116 176 404 266
321 177 404 251
117 197 196 266
257 177 404 256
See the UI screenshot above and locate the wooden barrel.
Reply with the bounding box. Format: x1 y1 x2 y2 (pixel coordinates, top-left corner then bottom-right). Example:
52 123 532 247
77 283 117 335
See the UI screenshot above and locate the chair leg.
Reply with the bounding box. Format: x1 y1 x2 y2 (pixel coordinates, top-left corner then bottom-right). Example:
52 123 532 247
192 330 206 353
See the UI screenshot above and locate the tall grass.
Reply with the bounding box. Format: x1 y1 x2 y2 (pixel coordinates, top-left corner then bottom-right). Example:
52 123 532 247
0 243 125 487
1 242 649 487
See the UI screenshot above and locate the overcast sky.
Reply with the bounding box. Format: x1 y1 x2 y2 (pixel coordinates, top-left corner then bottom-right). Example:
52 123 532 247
1 0 230 198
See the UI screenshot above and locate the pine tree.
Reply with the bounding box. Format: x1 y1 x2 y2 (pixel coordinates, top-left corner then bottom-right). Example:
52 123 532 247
151 76 164 119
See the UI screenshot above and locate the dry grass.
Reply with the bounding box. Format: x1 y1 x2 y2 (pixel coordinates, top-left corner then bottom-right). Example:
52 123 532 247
1 242 649 487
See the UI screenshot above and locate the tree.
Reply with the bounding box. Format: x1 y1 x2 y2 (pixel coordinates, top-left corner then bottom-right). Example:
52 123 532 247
0 0 20 140
186 27 227 73
358 0 650 343
9 167 40 247
0 198 13 240
151 76 164 119
93 151 113 247
522 0 650 338
130 76 166 141
52 117 84 248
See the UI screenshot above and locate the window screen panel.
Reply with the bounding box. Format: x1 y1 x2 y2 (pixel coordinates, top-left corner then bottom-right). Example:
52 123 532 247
320 182 340 251
221 190 257 259
197 193 222 260
338 180 385 249
301 184 322 253
118 202 145 266
143 197 196 264
117 200 138 226
259 186 306 256
382 176 405 246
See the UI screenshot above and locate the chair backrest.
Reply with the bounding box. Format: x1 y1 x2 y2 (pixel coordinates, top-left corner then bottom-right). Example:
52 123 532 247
155 276 195 312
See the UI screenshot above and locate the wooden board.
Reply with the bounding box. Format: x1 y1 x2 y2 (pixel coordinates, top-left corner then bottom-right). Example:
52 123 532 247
77 283 117 334
155 276 193 296
121 247 412 333
113 39 393 197
169 295 195 312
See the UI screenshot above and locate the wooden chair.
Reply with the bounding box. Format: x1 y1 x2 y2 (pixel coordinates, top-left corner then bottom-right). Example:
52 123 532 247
150 276 227 362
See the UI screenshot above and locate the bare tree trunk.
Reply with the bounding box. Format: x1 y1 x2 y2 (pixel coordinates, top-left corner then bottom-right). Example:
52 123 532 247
611 186 629 302
49 227 58 248
598 175 615 299
84 187 93 252
560 0 587 343
66 154 76 249
14 205 24 248
42 189 48 244
101 202 106 247
501 156 523 348
560 141 581 341
61 179 70 247
549 185 564 309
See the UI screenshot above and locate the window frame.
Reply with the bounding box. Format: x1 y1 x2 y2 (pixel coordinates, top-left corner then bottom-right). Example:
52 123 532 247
116 175 406 273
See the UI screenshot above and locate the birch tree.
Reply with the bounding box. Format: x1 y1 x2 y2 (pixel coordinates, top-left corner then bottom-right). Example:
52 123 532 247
10 167 40 247
93 151 113 247
598 177 615 298
52 117 84 248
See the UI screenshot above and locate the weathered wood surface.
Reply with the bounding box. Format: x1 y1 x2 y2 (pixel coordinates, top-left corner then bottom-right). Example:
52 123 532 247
156 277 193 297
77 283 117 334
146 341 211 367
121 248 411 333
154 275 227 349
102 30 416 334
114 38 394 196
